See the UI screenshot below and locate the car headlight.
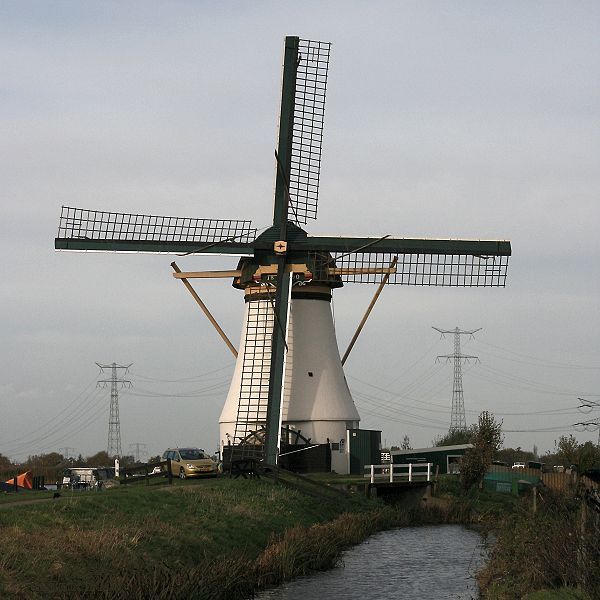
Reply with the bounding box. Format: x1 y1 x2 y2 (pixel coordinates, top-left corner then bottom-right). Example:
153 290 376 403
186 463 196 469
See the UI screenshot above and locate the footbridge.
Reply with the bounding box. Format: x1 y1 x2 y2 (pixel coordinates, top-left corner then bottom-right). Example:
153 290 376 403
364 462 435 503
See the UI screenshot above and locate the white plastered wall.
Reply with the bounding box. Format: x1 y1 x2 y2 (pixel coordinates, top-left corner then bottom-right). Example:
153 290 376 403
219 293 359 470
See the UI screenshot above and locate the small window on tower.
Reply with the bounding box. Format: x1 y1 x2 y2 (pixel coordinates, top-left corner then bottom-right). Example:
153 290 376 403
308 371 314 377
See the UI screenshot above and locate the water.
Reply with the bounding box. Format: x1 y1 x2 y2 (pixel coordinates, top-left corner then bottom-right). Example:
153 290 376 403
256 525 487 600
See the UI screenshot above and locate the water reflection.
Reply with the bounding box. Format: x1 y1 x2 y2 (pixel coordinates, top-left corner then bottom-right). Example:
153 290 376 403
257 525 486 600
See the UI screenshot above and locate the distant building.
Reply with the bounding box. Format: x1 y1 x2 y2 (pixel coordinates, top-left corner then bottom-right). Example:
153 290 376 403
391 444 474 475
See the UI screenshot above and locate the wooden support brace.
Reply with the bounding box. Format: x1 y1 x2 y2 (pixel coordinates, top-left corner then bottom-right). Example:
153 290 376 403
341 256 398 366
173 270 242 279
171 262 238 358
173 264 310 279
327 266 397 276
257 264 310 276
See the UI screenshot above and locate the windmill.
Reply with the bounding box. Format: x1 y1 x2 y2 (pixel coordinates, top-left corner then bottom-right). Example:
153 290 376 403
55 36 511 469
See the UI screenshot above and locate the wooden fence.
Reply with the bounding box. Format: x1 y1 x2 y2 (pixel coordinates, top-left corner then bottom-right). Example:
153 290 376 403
580 474 599 491
487 464 577 492
541 470 578 492
364 463 434 484
119 459 173 486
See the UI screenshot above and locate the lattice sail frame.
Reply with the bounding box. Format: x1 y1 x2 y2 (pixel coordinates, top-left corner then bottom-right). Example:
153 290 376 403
57 206 256 244
233 299 274 448
288 39 331 225
309 251 509 287
233 295 295 454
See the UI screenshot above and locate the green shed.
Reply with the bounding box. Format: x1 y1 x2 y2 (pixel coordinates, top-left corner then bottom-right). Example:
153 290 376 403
348 429 381 475
391 444 474 475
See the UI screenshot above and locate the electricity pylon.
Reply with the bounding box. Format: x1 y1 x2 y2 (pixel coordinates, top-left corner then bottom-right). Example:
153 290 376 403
576 397 600 446
129 442 147 463
433 327 480 432
59 447 75 460
96 363 132 458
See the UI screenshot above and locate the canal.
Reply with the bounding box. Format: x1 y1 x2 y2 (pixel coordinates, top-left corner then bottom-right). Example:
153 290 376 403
257 525 487 599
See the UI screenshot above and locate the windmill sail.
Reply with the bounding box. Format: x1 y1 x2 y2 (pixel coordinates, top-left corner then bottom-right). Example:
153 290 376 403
55 206 256 255
288 39 331 225
304 236 511 287
310 250 509 287
234 298 274 448
228 282 293 462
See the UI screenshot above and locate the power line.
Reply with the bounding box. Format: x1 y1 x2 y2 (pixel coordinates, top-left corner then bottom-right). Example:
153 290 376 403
9 401 110 461
503 425 575 433
377 338 443 391
474 339 600 370
349 354 590 439
123 379 230 398
471 364 595 397
350 380 582 418
2 387 105 455
0 375 98 449
577 397 600 445
352 390 449 427
128 363 234 383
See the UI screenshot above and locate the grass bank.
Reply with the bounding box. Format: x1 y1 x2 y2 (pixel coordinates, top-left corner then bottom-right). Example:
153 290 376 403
476 488 599 600
5 474 593 599
0 476 456 599
434 476 598 600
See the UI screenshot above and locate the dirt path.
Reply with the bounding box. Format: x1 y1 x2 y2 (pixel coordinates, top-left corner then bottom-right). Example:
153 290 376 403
0 495 64 508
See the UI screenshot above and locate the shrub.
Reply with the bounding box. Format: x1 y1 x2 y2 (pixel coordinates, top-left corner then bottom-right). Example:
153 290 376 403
460 411 503 490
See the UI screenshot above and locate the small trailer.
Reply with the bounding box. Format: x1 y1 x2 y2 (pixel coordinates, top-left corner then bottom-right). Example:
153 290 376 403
61 467 114 489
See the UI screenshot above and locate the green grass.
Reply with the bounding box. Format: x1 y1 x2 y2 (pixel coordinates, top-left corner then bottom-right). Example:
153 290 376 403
476 489 599 600
4 474 588 599
0 476 378 598
0 490 57 504
433 477 599 600
437 475 521 513
523 590 590 600
299 472 369 485
0 475 469 598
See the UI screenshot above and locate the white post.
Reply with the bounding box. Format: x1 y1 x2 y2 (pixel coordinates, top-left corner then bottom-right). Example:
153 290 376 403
114 457 120 478
390 463 393 483
409 462 412 482
370 464 375 484
427 463 431 481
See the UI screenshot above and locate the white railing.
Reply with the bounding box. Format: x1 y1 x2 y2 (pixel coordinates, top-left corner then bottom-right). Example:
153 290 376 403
364 463 433 484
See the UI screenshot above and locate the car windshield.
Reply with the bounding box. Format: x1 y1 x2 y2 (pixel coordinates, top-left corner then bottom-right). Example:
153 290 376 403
179 449 207 460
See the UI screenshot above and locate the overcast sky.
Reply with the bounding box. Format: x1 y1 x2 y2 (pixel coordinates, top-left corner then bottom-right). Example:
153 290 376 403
1 1 599 462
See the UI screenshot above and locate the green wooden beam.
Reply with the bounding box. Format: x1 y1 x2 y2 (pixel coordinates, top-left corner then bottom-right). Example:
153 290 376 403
264 265 291 466
55 236 511 257
54 238 255 256
300 236 512 256
272 36 299 233
264 36 300 466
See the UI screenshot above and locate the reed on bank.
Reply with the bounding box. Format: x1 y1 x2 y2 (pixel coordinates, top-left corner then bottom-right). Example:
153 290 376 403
5 473 591 599
1 476 453 599
0 478 472 600
477 488 599 600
